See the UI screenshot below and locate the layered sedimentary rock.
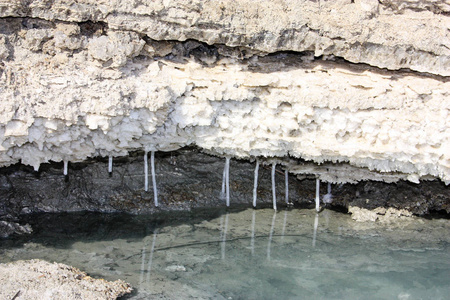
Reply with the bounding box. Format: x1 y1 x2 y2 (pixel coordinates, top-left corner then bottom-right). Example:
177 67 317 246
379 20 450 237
0 0 449 185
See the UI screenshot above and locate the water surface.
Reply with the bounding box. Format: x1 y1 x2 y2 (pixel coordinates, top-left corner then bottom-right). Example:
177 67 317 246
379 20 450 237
1 208 449 299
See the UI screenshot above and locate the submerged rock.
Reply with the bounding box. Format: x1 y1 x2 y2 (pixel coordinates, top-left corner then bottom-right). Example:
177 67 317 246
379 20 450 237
0 259 132 300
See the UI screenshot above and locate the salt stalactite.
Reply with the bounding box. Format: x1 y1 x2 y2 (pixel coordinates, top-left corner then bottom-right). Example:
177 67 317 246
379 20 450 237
315 178 320 212
253 159 260 208
221 213 229 260
144 151 149 192
108 156 113 174
285 169 289 204
146 230 158 283
221 161 226 196
272 163 277 210
63 160 68 176
251 209 256 255
225 157 230 207
151 151 158 207
312 213 319 248
323 182 333 204
267 211 277 260
281 209 287 242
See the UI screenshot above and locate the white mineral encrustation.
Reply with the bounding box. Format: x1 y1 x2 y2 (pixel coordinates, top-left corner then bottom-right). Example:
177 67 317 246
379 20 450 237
0 0 449 184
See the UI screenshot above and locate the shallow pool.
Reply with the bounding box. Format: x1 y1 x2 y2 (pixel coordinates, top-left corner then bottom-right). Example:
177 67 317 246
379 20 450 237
1 208 449 299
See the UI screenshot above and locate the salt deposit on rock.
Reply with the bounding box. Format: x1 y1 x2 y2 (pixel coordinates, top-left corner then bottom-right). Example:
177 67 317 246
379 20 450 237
0 259 132 300
0 1 449 184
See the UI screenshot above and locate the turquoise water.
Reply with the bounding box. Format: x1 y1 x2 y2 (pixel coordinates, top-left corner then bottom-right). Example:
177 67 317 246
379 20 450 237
1 208 449 299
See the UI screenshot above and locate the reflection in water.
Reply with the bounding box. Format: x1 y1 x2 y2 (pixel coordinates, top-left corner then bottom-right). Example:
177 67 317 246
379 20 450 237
1 209 449 299
221 213 229 260
267 211 277 260
140 229 158 289
251 209 256 255
281 209 288 242
313 213 319 248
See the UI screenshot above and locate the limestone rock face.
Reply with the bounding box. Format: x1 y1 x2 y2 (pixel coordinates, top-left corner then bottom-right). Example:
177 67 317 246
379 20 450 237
0 0 449 184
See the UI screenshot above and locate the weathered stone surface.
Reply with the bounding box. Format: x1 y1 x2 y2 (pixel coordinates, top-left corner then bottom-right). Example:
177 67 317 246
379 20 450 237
0 0 448 75
0 259 132 300
0 1 449 192
0 150 448 227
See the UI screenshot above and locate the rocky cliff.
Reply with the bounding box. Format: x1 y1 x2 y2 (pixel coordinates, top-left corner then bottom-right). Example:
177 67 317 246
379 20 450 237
0 0 449 185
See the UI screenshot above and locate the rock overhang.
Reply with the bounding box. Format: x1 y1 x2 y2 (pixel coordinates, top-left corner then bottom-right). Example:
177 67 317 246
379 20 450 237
0 0 449 185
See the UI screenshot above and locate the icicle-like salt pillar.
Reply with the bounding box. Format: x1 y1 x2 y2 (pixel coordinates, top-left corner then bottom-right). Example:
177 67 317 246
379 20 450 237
144 151 148 192
225 157 230 207
267 211 277 260
146 230 158 283
313 213 319 248
221 160 226 196
253 159 259 207
63 160 68 176
221 213 229 260
108 156 113 174
272 163 277 210
251 209 256 255
315 178 320 212
285 169 289 204
323 182 333 204
151 151 158 207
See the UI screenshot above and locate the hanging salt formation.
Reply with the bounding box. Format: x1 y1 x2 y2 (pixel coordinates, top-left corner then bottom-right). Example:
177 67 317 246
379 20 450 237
272 163 277 210
144 151 148 192
285 169 289 204
63 160 68 176
108 156 113 174
253 159 259 207
151 151 158 207
221 157 230 206
315 178 320 212
323 182 333 204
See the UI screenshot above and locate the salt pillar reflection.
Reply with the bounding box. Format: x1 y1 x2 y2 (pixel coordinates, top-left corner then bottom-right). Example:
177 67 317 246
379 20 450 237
281 209 288 242
267 211 277 260
221 213 229 259
312 213 319 248
251 209 256 255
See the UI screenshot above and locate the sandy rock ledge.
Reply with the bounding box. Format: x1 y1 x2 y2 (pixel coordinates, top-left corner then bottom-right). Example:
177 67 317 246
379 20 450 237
0 259 132 300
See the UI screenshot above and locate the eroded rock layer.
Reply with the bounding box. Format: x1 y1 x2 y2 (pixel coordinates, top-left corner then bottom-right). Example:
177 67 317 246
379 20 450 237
0 0 449 185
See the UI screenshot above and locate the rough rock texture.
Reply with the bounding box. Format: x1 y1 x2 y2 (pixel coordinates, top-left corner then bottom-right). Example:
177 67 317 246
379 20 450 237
0 259 132 300
0 2 449 189
0 150 448 229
